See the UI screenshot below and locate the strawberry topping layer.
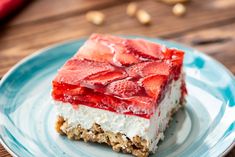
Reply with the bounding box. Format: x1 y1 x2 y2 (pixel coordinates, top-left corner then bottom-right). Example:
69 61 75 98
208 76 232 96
52 34 186 119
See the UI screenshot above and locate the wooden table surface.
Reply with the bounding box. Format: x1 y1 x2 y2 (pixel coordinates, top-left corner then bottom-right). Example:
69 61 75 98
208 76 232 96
0 0 234 156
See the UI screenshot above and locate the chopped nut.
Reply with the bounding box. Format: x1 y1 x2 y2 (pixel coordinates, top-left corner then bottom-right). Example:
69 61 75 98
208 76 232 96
86 11 105 25
112 144 122 152
160 0 189 5
132 149 149 157
172 3 186 16
55 116 65 134
136 9 151 25
126 2 138 17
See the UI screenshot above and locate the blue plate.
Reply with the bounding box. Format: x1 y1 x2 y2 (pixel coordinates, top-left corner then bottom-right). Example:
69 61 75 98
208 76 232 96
0 37 234 157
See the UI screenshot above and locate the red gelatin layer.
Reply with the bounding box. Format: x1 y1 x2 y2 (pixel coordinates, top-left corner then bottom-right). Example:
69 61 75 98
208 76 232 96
52 34 186 119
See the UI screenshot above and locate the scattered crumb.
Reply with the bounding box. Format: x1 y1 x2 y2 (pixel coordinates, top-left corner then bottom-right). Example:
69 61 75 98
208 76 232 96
136 9 151 25
126 2 138 17
86 11 105 25
172 3 187 16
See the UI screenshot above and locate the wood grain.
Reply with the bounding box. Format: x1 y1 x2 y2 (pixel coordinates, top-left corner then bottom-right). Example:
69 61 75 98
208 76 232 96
7 0 127 26
0 0 234 156
0 145 10 157
173 23 235 74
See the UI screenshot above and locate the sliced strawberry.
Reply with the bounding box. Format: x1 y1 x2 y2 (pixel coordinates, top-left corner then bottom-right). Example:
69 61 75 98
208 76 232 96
127 96 155 116
76 39 113 63
113 52 140 66
125 62 151 78
54 59 114 85
172 49 184 58
141 61 171 76
162 48 172 59
65 86 86 95
165 49 184 79
53 86 86 97
52 81 78 90
77 34 129 65
91 34 140 66
141 75 168 98
90 33 124 44
83 94 103 105
106 79 140 97
92 34 125 55
162 48 184 61
99 95 131 115
83 70 128 87
125 61 171 78
101 96 125 112
125 39 165 60
171 49 184 65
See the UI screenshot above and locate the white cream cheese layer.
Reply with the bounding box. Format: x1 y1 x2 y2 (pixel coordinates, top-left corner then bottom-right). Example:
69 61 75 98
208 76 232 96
55 76 182 152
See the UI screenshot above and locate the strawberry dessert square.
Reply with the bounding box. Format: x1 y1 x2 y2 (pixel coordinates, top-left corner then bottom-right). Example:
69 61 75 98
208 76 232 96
52 34 187 157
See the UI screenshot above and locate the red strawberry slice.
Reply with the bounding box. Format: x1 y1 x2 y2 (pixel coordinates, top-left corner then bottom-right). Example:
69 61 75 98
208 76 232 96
127 96 155 116
125 62 151 78
90 33 125 55
141 61 171 76
125 39 165 60
76 39 113 63
126 61 170 78
141 75 168 98
90 33 124 44
91 34 141 66
113 52 140 66
52 81 78 90
106 79 140 97
171 49 184 65
100 95 119 109
163 49 184 65
165 49 184 79
77 34 129 65
52 82 86 97
65 86 86 96
54 59 114 85
172 49 184 58
84 70 128 87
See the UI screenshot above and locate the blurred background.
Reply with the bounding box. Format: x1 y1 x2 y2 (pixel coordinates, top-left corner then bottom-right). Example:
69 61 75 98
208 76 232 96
0 0 234 156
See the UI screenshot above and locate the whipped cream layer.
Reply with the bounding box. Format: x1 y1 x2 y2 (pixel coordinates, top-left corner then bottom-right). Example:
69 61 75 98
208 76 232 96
55 76 183 152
